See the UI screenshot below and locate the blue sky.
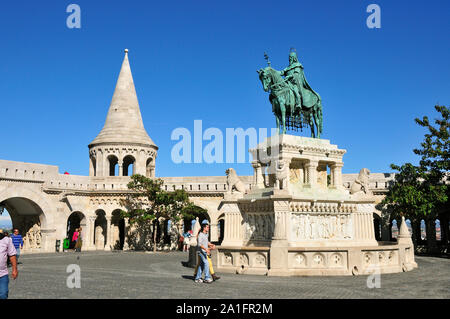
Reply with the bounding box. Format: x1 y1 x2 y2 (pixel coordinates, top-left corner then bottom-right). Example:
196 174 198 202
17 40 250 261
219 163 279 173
0 0 449 177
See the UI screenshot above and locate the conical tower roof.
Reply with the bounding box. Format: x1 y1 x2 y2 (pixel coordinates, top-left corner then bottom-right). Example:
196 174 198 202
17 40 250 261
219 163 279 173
89 49 156 148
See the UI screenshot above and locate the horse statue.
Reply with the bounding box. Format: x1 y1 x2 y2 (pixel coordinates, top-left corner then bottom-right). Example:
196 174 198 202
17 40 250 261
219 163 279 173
257 50 323 138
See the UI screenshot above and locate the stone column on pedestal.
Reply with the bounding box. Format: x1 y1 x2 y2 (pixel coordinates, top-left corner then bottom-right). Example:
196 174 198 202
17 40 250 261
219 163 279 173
251 161 265 189
330 163 344 189
118 161 123 177
88 217 96 250
104 216 112 251
268 199 291 276
304 160 318 188
220 203 243 247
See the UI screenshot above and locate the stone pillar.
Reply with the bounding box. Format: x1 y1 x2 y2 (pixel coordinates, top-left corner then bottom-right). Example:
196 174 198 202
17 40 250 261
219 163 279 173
40 229 56 253
268 200 291 276
210 219 219 242
88 217 96 250
104 216 112 251
299 163 305 185
330 163 344 189
123 218 130 250
304 160 318 188
149 164 155 178
251 161 265 189
89 156 95 176
97 150 104 177
118 161 123 177
220 203 243 247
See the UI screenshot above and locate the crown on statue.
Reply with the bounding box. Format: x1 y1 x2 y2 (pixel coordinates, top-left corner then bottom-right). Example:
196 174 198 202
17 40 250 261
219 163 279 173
289 47 297 57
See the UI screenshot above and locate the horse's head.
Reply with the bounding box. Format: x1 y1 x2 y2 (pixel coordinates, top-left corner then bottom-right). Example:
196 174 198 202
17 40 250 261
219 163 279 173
257 67 272 92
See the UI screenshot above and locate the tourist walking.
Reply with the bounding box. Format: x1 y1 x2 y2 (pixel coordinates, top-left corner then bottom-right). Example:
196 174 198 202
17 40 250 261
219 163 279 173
0 229 18 299
74 227 83 252
72 228 79 251
194 223 214 283
10 229 23 264
193 220 220 281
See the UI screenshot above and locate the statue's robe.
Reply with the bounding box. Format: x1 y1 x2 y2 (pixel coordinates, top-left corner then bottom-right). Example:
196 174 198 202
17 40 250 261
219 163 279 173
282 62 321 108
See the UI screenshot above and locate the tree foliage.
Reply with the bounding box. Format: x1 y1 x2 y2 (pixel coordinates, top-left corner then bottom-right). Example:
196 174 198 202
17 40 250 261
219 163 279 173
382 105 449 222
120 174 196 251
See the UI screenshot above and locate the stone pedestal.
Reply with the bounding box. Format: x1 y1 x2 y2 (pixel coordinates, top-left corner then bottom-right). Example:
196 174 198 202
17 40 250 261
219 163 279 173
215 135 417 276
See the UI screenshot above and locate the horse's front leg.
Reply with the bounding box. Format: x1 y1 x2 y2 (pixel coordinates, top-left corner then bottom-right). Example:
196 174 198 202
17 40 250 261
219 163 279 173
314 112 320 139
275 115 280 134
281 104 286 134
310 117 315 138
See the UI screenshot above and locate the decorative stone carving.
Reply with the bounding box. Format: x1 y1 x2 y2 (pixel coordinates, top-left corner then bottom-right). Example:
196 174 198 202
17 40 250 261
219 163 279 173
223 252 233 265
313 253 324 266
239 253 249 266
95 225 105 249
291 213 352 240
20 217 41 251
243 214 274 240
350 168 373 196
275 159 289 190
295 253 306 266
254 253 266 266
330 253 343 266
226 168 248 193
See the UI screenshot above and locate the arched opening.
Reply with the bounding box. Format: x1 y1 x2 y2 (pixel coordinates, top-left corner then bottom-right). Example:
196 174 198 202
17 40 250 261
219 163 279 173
436 219 441 241
67 211 86 249
111 209 125 250
0 197 47 252
146 158 154 177
405 218 412 236
94 210 107 250
123 155 136 177
391 219 399 240
0 207 12 232
373 213 381 241
420 219 426 240
182 206 209 234
108 155 119 176
218 214 225 245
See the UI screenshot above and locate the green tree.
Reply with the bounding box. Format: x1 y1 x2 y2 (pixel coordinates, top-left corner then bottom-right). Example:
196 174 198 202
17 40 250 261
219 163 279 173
121 174 195 252
382 105 449 252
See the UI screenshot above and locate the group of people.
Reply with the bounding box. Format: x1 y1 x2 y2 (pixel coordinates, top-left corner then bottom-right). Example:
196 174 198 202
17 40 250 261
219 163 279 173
193 220 220 283
0 228 21 299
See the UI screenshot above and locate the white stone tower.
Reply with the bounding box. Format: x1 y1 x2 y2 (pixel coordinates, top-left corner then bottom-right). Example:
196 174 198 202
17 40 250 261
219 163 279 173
88 49 158 177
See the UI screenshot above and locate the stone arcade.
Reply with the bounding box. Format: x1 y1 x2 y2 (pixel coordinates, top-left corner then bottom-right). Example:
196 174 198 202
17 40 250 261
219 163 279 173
0 51 416 277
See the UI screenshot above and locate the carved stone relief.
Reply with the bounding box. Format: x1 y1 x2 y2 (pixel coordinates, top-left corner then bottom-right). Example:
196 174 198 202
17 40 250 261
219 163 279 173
291 213 352 240
243 213 274 240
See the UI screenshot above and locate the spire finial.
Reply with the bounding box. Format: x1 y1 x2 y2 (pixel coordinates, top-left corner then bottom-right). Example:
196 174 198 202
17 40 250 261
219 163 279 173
124 48 129 54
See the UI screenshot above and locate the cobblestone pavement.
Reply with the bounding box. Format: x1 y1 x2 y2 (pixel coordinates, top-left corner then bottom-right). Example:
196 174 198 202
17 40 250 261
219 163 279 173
7 251 450 299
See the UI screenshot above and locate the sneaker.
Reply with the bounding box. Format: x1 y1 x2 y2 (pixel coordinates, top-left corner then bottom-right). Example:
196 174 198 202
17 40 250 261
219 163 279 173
194 279 203 283
204 278 213 283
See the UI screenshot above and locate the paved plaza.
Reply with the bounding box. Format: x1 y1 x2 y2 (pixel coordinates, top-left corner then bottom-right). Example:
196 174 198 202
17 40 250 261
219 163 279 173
7 251 450 299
